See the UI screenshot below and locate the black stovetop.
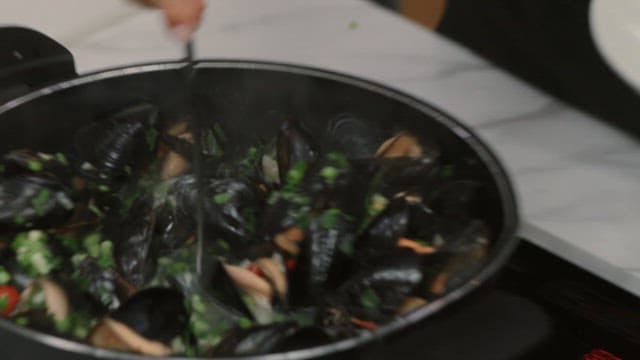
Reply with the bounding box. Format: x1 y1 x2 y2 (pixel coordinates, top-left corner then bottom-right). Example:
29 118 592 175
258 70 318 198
372 241 640 360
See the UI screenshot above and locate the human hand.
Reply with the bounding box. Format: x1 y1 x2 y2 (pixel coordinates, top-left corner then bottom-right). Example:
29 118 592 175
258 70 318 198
133 0 206 41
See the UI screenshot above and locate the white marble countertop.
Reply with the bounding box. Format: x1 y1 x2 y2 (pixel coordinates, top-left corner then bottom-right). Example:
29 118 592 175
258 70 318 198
3 0 640 296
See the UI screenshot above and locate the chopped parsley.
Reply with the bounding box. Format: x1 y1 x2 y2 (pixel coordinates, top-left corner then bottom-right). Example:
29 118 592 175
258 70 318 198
326 152 349 169
56 234 80 252
27 160 43 172
240 147 260 167
213 123 227 142
31 189 51 216
241 208 257 235
0 265 11 285
360 288 381 310
0 295 8 311
216 239 230 252
14 317 29 326
349 20 359 30
13 215 26 225
320 208 342 230
293 312 314 327
11 230 59 277
238 317 252 329
203 130 224 158
146 127 159 150
89 204 103 217
321 166 339 184
441 165 455 179
55 152 68 165
54 312 96 339
97 184 110 193
213 193 231 205
359 193 389 232
339 237 355 255
284 161 307 190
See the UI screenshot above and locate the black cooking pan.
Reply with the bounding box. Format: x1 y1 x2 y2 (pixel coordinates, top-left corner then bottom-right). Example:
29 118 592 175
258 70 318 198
0 27 519 360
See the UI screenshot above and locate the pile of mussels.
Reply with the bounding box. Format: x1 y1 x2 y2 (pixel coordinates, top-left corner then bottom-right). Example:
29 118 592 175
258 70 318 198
0 103 491 357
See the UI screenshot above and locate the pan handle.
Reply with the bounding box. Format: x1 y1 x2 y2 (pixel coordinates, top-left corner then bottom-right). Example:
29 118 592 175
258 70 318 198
0 27 77 104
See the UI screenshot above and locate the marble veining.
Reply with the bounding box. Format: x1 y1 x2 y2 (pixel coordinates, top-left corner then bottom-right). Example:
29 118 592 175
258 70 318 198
21 0 640 295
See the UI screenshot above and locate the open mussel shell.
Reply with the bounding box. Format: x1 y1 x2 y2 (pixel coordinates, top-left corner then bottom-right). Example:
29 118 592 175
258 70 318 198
11 276 105 337
72 103 159 185
89 287 187 356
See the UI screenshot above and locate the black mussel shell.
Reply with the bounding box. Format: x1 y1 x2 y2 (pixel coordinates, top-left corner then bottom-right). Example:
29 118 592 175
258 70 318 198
329 250 424 323
104 197 158 288
277 119 318 183
73 103 159 184
168 175 265 253
110 287 187 344
357 199 410 259
72 255 128 311
153 203 195 255
323 113 384 159
289 214 356 306
0 176 74 230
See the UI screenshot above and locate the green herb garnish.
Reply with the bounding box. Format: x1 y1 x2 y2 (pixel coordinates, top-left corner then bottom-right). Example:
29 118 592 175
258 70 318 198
360 288 381 309
55 152 68 165
0 265 12 285
0 295 8 312
12 230 59 276
146 127 159 150
327 152 349 169
213 193 231 205
89 205 104 217
83 232 102 258
349 20 359 30
31 188 52 216
0 164 5 173
27 160 43 172
238 317 252 329
339 237 355 255
321 166 339 184
97 184 110 193
320 208 342 229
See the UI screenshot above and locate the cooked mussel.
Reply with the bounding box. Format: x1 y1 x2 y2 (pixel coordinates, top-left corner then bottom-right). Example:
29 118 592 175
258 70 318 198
277 119 318 183
289 212 356 306
327 250 424 324
89 287 187 356
0 176 74 230
104 196 158 288
73 103 159 184
323 113 384 159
